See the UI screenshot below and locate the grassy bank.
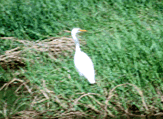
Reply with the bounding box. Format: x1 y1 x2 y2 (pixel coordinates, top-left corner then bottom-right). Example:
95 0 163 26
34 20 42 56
0 0 163 118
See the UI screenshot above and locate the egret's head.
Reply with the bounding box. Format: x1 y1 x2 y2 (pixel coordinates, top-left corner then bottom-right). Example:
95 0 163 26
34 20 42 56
71 28 87 36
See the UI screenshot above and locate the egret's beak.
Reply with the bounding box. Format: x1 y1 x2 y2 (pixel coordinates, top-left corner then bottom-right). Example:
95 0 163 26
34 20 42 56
79 29 87 32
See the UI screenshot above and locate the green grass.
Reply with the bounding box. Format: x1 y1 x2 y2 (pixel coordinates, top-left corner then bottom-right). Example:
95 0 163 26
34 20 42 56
0 0 163 118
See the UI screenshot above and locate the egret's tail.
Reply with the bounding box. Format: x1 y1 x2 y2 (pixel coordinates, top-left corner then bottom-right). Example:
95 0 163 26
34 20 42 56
88 78 96 84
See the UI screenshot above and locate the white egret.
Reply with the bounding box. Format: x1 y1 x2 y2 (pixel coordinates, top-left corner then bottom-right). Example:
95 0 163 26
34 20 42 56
71 28 95 84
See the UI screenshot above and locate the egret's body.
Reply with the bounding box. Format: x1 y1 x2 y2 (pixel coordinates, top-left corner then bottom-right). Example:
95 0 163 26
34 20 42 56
71 28 95 84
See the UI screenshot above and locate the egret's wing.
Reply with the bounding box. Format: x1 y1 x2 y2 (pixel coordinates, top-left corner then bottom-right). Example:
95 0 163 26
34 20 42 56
74 51 95 84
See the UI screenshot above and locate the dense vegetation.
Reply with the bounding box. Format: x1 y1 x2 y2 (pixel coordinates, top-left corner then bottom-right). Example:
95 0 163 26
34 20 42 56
0 0 163 118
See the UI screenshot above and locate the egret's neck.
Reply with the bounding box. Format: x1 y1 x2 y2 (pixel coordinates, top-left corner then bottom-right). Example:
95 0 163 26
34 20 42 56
75 43 81 52
72 34 81 52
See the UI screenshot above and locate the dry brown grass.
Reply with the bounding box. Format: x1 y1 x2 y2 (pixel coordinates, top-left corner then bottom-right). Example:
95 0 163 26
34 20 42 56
0 36 86 70
1 78 163 118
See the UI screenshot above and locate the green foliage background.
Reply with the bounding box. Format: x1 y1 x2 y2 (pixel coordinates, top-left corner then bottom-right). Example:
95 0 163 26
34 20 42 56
0 0 163 118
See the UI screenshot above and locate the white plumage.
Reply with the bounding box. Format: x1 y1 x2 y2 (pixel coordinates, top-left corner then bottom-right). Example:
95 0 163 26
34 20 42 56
71 28 95 84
